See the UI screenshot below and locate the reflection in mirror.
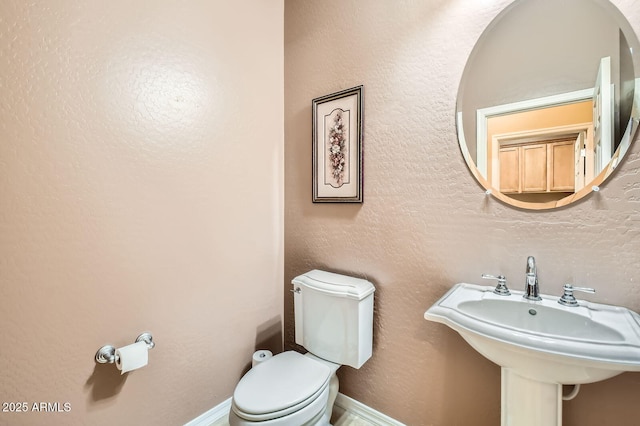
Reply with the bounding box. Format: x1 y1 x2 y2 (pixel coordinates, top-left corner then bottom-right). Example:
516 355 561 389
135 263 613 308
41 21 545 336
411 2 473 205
457 0 640 209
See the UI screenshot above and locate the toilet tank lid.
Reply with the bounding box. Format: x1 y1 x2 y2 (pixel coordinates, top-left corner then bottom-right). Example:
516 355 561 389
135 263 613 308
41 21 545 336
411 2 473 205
292 270 375 300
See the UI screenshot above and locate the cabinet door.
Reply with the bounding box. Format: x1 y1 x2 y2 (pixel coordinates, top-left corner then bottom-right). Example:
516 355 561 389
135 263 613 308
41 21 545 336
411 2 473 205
549 140 575 192
521 144 547 192
499 146 520 193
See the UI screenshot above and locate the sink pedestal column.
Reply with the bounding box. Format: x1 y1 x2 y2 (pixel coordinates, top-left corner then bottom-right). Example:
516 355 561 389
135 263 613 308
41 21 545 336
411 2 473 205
501 368 562 426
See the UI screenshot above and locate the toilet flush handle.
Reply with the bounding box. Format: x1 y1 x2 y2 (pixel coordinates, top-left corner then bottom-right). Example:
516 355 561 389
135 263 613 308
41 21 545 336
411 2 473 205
291 287 301 294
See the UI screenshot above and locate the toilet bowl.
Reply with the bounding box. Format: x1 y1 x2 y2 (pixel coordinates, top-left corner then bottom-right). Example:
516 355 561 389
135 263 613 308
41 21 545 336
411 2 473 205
228 351 339 426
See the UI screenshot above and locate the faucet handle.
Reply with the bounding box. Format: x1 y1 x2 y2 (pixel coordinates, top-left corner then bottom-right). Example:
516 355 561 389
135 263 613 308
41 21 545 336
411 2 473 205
482 274 510 296
558 284 595 307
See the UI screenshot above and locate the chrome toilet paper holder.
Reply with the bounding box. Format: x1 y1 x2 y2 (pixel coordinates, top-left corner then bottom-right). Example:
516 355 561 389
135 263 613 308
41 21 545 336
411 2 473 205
95 332 155 364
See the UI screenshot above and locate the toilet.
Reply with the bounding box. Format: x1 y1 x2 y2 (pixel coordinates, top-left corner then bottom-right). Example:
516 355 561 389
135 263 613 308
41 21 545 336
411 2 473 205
228 269 375 426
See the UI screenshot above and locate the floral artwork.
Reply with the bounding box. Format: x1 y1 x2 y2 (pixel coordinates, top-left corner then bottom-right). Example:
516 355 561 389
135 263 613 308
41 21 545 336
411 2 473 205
327 109 349 187
312 85 363 203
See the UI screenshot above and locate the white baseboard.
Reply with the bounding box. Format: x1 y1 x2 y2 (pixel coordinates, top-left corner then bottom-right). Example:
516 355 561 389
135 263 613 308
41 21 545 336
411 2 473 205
183 397 231 426
184 393 405 426
334 393 406 426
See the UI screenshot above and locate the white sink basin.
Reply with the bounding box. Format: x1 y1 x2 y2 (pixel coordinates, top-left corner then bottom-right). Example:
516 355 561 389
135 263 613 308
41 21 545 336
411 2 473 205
424 283 640 384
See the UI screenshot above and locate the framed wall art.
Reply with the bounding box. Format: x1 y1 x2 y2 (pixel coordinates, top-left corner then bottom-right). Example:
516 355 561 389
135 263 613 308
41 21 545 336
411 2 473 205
312 85 363 203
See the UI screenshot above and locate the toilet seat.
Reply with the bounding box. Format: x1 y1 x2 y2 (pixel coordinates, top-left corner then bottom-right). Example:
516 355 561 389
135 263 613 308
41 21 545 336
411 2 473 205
231 351 331 422
228 387 329 426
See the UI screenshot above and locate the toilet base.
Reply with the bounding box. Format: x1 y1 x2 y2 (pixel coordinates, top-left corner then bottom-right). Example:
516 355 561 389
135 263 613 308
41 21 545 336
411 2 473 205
322 373 339 425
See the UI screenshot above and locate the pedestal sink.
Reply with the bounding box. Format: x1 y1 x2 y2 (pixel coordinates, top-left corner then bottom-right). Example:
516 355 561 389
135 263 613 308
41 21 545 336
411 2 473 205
424 283 640 426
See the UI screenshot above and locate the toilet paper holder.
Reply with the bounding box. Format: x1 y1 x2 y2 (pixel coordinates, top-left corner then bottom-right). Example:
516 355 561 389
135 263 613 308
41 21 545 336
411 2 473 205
95 332 155 364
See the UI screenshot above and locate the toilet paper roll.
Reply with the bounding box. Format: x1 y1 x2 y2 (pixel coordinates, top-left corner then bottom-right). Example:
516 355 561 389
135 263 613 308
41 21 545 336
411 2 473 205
115 341 149 375
252 350 273 367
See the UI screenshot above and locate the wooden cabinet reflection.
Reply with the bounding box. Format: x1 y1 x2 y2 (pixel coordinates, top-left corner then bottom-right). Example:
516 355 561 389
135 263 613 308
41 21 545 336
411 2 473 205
499 139 576 195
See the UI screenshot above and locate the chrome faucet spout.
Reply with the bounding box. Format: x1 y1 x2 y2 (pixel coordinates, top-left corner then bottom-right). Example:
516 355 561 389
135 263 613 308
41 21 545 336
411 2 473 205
524 256 541 301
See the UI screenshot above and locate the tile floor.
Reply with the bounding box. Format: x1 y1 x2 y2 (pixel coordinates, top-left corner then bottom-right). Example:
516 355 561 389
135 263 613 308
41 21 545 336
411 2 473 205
332 408 377 426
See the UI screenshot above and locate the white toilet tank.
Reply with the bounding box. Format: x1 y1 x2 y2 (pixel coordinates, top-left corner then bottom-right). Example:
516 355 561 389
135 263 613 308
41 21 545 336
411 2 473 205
292 270 375 369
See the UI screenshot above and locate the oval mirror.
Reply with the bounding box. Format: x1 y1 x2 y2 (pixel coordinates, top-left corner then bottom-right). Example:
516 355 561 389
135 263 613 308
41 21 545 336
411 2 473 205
457 0 640 209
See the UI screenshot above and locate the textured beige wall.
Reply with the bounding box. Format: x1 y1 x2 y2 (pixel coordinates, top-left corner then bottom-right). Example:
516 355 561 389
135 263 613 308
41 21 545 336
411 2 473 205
284 1 640 425
0 1 283 425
